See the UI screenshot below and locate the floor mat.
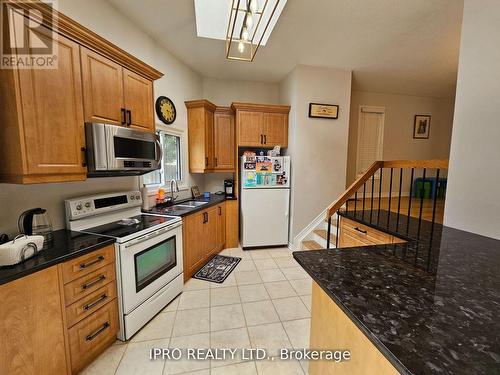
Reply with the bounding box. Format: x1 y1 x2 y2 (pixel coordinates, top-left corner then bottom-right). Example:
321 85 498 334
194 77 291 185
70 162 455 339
193 255 241 283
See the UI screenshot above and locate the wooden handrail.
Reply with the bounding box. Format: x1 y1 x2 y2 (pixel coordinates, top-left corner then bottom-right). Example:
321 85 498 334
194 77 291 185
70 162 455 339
326 159 449 219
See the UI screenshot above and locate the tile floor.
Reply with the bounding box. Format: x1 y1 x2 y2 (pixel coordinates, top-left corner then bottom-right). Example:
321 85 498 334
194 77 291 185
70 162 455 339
81 247 312 375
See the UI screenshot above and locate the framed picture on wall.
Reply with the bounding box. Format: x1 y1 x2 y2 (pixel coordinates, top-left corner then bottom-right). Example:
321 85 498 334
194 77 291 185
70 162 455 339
413 115 431 139
309 103 339 119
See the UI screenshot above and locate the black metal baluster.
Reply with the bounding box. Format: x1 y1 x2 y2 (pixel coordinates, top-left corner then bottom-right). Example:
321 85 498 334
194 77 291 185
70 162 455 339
326 216 331 250
370 175 375 222
378 168 383 224
336 211 340 248
362 183 366 221
387 168 393 227
354 191 358 219
417 168 427 239
427 169 441 269
407 168 414 234
346 198 349 213
396 168 403 231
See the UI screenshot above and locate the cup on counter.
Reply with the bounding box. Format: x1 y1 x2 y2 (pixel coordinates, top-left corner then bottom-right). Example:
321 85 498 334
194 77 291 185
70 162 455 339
203 192 210 199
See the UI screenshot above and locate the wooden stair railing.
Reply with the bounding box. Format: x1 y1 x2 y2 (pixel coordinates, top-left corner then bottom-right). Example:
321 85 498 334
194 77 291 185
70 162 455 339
325 159 449 249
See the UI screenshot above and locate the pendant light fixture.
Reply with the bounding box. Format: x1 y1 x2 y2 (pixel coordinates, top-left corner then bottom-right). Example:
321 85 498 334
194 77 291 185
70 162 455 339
225 0 283 62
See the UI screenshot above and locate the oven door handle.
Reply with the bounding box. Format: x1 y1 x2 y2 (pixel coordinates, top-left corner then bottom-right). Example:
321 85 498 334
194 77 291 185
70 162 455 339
155 137 163 166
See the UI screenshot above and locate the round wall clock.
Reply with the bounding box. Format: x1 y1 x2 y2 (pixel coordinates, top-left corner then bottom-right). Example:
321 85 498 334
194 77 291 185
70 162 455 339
155 96 176 125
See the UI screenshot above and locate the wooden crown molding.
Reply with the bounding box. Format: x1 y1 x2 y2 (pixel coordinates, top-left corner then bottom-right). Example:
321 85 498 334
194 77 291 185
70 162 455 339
185 99 217 112
6 0 163 81
231 102 291 114
214 106 233 115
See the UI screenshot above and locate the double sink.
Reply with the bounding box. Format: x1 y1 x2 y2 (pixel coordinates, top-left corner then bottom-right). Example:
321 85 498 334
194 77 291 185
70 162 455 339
152 200 209 216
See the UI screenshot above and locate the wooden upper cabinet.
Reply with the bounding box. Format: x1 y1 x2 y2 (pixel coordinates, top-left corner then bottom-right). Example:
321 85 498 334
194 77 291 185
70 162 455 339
263 112 288 147
237 111 263 147
123 69 154 131
81 47 124 125
232 102 290 148
214 108 235 171
186 100 235 173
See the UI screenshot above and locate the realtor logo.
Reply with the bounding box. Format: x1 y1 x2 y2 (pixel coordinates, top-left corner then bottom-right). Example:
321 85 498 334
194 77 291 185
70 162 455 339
1 0 58 69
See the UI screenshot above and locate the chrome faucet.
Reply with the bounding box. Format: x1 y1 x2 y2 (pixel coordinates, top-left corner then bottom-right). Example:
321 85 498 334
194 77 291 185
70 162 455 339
169 179 179 202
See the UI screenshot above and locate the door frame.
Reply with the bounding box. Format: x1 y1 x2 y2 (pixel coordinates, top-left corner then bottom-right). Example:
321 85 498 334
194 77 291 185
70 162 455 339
356 106 386 178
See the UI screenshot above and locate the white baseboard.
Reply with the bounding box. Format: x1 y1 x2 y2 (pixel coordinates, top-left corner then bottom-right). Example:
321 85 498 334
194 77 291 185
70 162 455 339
291 209 329 250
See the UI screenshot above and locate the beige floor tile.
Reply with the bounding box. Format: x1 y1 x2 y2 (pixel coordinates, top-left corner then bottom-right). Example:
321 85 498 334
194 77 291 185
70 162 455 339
162 294 180 312
247 323 291 357
235 260 257 272
253 258 278 270
282 318 311 349
165 333 210 374
264 281 297 299
255 359 304 375
116 339 168 375
131 311 176 342
272 297 310 321
210 303 246 331
219 248 233 256
211 361 257 375
258 268 286 282
242 300 279 326
229 249 252 259
238 284 270 303
210 273 237 288
235 270 263 285
210 327 251 367
300 295 312 312
178 289 210 310
172 308 210 337
268 248 293 258
173 370 209 375
184 278 210 291
274 257 299 269
210 286 241 306
248 250 272 259
281 267 310 280
299 359 309 375
289 279 312 296
80 342 127 375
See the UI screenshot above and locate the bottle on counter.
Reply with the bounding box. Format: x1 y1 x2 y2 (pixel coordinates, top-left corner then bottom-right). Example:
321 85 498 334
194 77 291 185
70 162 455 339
141 184 150 210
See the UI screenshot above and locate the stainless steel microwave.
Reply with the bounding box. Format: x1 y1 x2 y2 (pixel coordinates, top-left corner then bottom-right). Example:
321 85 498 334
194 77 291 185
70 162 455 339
85 123 162 177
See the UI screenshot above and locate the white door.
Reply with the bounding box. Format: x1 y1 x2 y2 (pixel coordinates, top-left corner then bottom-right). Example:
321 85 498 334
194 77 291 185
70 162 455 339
241 188 290 248
356 106 385 177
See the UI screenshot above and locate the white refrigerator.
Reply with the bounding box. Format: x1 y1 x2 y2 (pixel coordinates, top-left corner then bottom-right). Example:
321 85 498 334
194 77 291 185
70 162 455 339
240 155 290 249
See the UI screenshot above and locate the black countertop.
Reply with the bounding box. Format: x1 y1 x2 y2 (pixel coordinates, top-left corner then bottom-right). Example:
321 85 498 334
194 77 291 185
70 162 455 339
293 211 500 374
0 230 115 285
144 194 234 217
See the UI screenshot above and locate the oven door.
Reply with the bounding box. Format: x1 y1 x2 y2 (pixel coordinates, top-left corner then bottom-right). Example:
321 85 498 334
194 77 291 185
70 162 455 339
105 124 162 172
119 222 183 314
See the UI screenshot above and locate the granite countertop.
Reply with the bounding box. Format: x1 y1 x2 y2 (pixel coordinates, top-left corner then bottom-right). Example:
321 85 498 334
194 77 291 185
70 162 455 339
144 194 234 217
293 215 500 374
0 230 115 285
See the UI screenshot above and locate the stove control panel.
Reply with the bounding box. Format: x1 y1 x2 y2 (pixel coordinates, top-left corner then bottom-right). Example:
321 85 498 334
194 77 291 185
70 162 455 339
65 191 142 220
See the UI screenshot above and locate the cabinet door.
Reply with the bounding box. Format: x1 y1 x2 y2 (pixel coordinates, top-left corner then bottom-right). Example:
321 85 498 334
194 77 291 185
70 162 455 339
0 266 68 375
263 112 288 147
216 203 226 252
18 31 86 177
183 212 205 279
214 112 235 171
237 111 263 146
204 111 215 169
81 47 124 125
204 207 219 258
123 69 154 132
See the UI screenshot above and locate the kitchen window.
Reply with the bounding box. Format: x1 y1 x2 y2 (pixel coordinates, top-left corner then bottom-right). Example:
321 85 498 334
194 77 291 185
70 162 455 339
142 129 183 187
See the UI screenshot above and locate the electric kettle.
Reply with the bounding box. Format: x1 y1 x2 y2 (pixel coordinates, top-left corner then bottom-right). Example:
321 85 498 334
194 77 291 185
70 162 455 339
18 208 54 248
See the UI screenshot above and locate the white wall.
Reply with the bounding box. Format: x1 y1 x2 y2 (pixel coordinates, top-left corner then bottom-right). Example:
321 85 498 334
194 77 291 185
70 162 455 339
280 65 352 244
347 91 455 193
0 0 204 235
444 0 500 240
202 77 280 107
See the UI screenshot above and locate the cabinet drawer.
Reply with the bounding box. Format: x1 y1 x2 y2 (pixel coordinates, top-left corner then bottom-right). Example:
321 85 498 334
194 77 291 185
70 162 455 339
341 218 393 244
60 245 115 284
66 281 117 327
68 298 119 374
64 263 116 306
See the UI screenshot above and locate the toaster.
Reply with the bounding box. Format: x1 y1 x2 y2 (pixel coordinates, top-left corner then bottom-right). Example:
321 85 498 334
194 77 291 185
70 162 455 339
0 235 45 266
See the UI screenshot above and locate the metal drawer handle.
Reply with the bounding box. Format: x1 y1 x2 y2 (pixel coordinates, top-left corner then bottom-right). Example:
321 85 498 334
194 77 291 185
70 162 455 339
86 322 110 341
80 255 105 269
83 294 108 311
81 275 106 290
354 227 367 234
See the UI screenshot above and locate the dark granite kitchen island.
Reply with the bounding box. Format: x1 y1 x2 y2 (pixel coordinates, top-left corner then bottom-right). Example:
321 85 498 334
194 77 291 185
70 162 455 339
294 223 500 374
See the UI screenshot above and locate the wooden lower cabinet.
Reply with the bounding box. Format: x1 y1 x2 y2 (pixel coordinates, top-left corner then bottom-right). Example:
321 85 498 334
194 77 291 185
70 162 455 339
225 200 239 249
0 266 68 375
338 217 405 248
183 202 231 280
310 282 399 374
